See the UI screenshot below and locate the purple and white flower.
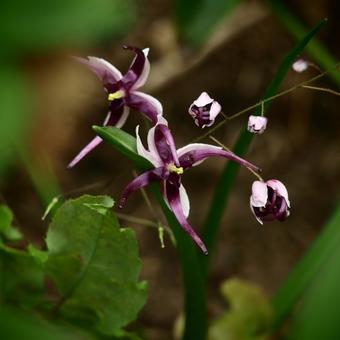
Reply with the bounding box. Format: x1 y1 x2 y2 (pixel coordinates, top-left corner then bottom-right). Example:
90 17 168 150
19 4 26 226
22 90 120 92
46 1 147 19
188 92 221 128
247 115 268 134
68 46 163 168
250 179 290 224
119 119 261 254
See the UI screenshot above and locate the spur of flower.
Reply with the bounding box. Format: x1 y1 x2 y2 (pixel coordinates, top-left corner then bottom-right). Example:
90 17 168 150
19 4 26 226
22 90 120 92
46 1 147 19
119 118 261 254
188 92 221 128
250 179 290 224
68 45 162 168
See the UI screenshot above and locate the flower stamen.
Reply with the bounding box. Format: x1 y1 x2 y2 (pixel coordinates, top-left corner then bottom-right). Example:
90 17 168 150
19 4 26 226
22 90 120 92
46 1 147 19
168 164 184 175
108 90 125 101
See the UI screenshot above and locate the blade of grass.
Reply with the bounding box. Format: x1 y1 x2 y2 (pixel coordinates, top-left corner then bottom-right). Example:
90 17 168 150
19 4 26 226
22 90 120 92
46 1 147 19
199 19 327 277
267 0 340 87
279 203 340 337
94 126 207 340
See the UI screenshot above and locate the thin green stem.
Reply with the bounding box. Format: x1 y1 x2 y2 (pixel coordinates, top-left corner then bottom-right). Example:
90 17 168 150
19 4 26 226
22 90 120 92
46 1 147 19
151 185 207 340
302 85 340 96
194 64 339 143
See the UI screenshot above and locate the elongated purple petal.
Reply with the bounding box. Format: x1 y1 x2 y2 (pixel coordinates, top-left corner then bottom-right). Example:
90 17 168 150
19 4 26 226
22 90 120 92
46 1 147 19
74 56 122 85
177 143 260 172
126 91 162 124
119 168 167 208
122 46 150 90
154 124 180 166
67 136 103 168
165 182 208 255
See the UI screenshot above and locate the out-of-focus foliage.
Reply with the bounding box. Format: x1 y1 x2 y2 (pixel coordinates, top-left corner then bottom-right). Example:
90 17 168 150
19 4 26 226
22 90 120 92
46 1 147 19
0 204 22 242
0 307 73 340
0 66 30 179
209 278 273 340
272 203 340 337
0 0 136 55
174 0 240 45
267 0 340 87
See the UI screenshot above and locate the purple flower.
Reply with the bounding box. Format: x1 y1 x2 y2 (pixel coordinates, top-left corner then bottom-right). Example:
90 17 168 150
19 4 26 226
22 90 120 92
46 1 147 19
247 115 268 134
188 92 221 128
250 180 290 224
68 46 163 168
119 119 261 254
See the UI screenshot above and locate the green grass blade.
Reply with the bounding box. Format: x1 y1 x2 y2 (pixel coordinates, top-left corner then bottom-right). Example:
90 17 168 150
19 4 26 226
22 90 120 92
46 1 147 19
93 126 151 169
267 0 340 87
281 204 340 338
200 19 327 277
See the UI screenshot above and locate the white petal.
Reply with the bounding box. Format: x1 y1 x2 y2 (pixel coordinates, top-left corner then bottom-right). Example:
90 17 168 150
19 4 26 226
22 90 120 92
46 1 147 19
115 106 130 128
135 125 160 167
266 179 290 208
131 90 163 116
179 184 190 218
209 101 222 121
250 198 263 225
177 143 222 167
292 59 308 73
250 181 268 207
193 92 214 107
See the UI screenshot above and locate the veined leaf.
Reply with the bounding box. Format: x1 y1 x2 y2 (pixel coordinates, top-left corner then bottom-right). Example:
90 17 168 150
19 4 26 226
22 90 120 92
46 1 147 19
93 126 151 170
46 195 147 336
200 19 327 277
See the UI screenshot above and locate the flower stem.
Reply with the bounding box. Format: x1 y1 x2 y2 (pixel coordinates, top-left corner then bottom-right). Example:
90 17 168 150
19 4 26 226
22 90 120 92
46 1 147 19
151 185 208 340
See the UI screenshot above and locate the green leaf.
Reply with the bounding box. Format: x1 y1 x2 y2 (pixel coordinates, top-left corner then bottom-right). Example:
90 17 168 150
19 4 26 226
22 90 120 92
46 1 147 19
267 0 340 88
209 278 273 340
273 203 340 332
0 244 45 307
45 195 147 336
0 205 23 242
175 0 240 46
93 126 151 170
0 0 136 55
200 19 326 277
0 307 74 340
27 244 49 268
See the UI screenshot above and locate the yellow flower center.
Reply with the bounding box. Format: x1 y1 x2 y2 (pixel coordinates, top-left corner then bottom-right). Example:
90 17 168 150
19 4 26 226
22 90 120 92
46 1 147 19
108 90 125 101
168 164 184 175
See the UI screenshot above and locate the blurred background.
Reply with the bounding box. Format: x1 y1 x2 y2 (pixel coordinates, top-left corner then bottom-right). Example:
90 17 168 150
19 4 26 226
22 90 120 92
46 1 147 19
0 0 339 338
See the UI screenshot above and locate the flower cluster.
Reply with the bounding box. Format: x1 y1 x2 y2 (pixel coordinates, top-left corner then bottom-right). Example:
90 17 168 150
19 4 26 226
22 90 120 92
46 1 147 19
70 46 290 254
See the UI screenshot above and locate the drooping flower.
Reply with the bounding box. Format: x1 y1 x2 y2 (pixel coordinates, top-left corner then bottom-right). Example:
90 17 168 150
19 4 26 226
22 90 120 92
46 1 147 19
247 115 268 134
188 92 221 128
68 46 163 168
119 119 261 254
292 58 309 73
250 180 290 224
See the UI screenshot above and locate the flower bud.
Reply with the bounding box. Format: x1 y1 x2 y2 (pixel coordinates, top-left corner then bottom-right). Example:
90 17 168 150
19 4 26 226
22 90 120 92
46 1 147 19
292 59 308 73
247 115 268 134
250 180 290 224
188 92 221 128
